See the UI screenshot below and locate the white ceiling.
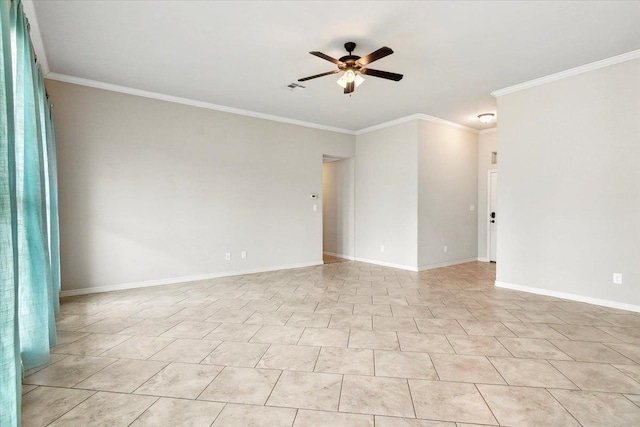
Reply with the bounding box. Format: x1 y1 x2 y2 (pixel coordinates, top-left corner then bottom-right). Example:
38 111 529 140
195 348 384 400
31 1 640 131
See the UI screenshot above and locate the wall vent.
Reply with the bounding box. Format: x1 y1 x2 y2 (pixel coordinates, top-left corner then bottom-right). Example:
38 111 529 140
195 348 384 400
285 83 306 91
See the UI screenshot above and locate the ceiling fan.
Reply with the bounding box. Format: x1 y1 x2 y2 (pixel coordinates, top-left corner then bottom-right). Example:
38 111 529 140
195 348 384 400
298 42 403 94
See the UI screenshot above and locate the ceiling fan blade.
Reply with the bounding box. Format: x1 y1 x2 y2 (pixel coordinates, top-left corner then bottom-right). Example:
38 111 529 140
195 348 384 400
310 51 342 65
356 47 393 66
298 70 340 82
360 68 403 81
344 81 354 94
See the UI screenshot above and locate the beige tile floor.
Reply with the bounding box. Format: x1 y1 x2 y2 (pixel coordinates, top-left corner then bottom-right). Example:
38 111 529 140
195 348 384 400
21 261 640 426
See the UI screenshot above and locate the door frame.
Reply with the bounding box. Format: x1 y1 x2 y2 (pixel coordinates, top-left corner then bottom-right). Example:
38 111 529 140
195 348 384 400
487 169 497 262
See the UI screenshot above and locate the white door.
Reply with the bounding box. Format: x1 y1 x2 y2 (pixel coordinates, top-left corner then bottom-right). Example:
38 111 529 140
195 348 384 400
489 171 498 262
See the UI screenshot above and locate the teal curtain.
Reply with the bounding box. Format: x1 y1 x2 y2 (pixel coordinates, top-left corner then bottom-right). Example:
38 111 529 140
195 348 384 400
1 0 20 425
1 0 60 425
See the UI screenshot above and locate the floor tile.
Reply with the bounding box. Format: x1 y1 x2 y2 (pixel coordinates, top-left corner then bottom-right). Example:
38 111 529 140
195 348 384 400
51 333 131 356
446 335 511 356
256 344 320 371
329 314 373 330
149 338 221 363
250 325 304 344
551 360 640 393
55 330 91 345
477 384 580 427
75 359 168 393
266 370 342 410
23 355 116 387
414 318 466 335
502 321 568 339
204 323 261 341
21 386 94 427
431 354 505 384
203 341 269 367
373 316 418 332
375 350 437 380
613 364 640 383
409 380 496 424
212 403 296 427
375 416 455 427
397 332 454 353
349 330 399 350
299 327 349 347
79 317 142 334
48 391 157 427
550 389 640 426
199 366 281 405
118 319 181 336
131 397 225 427
134 362 223 399
206 309 255 323
354 304 392 317
551 324 620 342
160 320 220 339
458 320 515 337
551 339 635 363
430 307 475 320
286 313 331 328
340 375 415 417
489 357 577 388
497 337 571 360
100 336 175 359
315 302 354 315
245 311 292 326
390 306 433 318
605 342 640 364
315 347 374 375
294 409 373 426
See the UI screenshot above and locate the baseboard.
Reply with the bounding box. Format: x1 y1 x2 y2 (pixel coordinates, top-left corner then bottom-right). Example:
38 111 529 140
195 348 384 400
323 251 355 261
418 257 479 271
59 261 323 297
477 257 490 263
495 281 640 313
353 256 419 272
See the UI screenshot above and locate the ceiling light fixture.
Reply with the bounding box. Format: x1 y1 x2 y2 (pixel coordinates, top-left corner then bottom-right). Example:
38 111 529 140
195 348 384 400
337 69 365 89
478 113 495 123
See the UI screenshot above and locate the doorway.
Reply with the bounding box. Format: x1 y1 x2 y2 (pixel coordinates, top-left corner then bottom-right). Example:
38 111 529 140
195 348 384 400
322 156 355 263
488 170 498 262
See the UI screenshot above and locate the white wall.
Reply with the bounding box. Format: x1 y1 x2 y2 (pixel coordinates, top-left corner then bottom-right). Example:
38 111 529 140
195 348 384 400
496 58 640 308
477 129 497 261
355 121 419 269
418 120 479 268
322 159 355 258
47 80 354 292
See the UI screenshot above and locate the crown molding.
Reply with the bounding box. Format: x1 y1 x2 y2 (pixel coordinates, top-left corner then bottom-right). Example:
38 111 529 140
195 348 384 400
22 0 50 74
355 113 479 136
492 49 640 98
47 72 480 137
46 73 357 135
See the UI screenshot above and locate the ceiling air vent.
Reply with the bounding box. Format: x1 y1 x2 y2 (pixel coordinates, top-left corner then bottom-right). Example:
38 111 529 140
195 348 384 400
285 82 306 91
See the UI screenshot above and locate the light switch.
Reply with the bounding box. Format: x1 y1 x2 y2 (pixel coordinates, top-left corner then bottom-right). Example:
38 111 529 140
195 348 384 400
313 204 317 211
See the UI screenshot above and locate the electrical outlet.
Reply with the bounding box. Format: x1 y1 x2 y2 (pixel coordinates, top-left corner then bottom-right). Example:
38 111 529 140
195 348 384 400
225 252 231 261
380 245 385 252
444 245 448 253
470 205 475 211
241 251 247 259
613 273 623 284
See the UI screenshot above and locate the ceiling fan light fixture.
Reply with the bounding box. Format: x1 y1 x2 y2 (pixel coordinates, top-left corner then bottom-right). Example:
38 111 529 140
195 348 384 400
344 69 356 83
337 71 365 88
478 113 495 123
